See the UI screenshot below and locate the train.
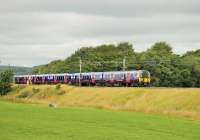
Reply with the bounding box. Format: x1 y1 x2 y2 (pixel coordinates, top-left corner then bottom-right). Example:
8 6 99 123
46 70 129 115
14 70 151 87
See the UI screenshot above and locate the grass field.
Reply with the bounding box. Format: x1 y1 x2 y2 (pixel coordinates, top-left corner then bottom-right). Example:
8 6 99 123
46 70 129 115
0 101 200 140
3 85 200 120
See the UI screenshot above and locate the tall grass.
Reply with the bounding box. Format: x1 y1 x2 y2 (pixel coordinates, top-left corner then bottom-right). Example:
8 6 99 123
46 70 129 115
2 85 200 120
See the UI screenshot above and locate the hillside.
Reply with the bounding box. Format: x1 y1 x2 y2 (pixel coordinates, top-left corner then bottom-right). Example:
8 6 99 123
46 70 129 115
3 85 200 120
0 65 32 75
32 42 200 87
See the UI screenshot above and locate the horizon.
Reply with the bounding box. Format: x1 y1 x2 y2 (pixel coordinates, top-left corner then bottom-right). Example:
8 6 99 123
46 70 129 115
0 0 200 66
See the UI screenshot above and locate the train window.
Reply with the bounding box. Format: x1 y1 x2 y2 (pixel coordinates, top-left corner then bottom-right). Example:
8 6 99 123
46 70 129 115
94 74 100 79
58 76 64 81
82 75 90 80
68 76 71 80
48 76 54 80
104 74 110 80
141 71 150 78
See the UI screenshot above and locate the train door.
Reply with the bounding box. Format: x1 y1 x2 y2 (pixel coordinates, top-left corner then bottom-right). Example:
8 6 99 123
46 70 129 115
64 75 68 84
42 76 45 84
91 73 96 85
126 72 131 86
53 75 56 84
109 73 115 86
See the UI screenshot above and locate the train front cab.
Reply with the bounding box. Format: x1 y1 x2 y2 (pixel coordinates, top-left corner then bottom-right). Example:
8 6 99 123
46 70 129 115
138 70 151 86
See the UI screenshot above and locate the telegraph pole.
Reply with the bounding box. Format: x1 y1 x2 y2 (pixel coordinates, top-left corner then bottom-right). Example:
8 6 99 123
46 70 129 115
123 57 126 71
79 57 82 86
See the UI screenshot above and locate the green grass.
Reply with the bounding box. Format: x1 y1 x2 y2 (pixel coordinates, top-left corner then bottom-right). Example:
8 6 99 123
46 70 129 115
0 101 200 140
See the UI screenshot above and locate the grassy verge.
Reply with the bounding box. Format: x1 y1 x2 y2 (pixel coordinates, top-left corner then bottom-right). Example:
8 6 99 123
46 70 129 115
1 85 200 120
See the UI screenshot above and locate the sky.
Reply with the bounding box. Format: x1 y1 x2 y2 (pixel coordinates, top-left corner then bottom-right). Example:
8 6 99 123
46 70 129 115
0 0 200 67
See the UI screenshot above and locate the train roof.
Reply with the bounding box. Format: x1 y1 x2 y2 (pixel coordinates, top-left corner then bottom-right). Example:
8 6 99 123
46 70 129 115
14 73 69 78
14 70 150 78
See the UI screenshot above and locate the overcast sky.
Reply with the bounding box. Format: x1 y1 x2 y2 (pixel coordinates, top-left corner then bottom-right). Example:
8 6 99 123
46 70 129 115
0 0 200 67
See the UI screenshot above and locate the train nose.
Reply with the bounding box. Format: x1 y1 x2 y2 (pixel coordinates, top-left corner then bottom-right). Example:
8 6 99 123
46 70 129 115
144 78 148 83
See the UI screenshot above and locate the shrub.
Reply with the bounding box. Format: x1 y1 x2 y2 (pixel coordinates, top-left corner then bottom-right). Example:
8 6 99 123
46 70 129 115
55 84 61 90
0 70 13 96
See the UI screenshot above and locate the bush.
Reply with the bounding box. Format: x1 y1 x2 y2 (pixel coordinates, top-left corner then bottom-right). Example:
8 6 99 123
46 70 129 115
55 84 61 90
0 70 13 96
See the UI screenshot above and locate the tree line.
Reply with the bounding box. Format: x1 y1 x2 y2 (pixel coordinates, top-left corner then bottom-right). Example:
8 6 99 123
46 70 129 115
33 42 200 87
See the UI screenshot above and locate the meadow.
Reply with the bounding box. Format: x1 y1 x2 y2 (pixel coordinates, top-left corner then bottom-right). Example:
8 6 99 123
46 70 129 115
0 101 200 140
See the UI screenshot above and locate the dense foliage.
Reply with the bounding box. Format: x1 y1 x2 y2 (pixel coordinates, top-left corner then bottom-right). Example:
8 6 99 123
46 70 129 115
33 42 200 87
0 70 14 95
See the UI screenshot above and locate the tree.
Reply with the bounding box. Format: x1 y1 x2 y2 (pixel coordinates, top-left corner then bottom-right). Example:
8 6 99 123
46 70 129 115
181 49 200 87
0 70 14 96
138 42 177 86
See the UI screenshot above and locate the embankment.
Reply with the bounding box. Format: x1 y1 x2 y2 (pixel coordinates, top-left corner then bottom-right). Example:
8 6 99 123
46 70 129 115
2 85 200 120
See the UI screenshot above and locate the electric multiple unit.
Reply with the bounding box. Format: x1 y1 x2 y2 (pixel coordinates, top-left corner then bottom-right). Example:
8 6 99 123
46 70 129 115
14 70 151 87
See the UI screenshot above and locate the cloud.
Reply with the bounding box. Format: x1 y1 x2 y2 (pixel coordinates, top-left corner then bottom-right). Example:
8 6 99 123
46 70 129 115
0 0 199 66
1 0 199 17
0 39 104 67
